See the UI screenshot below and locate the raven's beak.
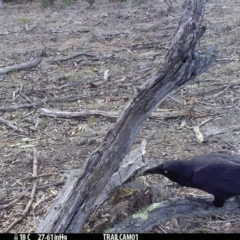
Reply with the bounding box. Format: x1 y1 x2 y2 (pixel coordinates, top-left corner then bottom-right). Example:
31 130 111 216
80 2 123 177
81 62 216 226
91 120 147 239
143 164 163 175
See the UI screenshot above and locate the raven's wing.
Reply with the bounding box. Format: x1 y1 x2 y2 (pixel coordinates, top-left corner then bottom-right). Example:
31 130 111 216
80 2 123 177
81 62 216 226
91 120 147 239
216 153 240 165
191 161 240 197
191 153 240 165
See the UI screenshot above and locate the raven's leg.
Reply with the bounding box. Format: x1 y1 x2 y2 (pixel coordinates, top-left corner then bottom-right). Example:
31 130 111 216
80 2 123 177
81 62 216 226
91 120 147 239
213 197 225 207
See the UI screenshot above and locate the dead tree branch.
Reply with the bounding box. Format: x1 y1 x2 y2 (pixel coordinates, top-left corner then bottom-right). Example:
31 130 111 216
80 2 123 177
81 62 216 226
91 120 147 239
0 58 42 75
40 108 119 119
36 0 216 233
40 107 211 120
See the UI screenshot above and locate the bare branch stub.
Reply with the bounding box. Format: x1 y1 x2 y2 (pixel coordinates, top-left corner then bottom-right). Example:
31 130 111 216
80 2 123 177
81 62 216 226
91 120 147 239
36 0 216 233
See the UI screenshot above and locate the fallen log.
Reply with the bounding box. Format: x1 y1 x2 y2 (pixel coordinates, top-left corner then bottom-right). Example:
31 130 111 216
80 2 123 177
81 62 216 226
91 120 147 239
108 196 240 233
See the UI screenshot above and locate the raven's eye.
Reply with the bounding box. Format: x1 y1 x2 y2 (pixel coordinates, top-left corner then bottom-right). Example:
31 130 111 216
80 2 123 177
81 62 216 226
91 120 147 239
164 170 168 174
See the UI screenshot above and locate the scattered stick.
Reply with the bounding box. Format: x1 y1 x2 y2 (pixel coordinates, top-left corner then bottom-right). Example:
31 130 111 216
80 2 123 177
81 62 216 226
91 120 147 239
37 181 65 191
5 181 66 192
2 147 38 233
204 124 240 136
217 58 237 63
0 117 28 134
40 108 118 119
167 96 183 106
49 29 89 34
214 85 231 98
23 172 61 181
199 118 213 127
57 79 85 90
49 52 96 64
19 85 32 103
222 139 239 151
164 0 172 7
0 100 46 113
0 94 88 112
0 58 42 75
0 184 33 209
115 41 169 53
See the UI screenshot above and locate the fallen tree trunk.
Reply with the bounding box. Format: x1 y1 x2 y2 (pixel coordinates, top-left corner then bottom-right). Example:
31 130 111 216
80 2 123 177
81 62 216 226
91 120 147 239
37 0 216 233
108 196 240 233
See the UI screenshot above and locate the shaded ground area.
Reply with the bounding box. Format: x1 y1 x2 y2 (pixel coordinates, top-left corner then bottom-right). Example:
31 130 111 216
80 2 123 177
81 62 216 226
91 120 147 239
0 0 240 233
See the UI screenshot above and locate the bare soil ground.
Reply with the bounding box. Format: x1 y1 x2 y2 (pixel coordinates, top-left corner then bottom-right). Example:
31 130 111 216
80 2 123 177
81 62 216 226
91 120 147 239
1 0 240 233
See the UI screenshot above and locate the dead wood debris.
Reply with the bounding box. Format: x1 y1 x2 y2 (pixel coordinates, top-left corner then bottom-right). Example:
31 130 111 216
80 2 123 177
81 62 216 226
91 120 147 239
3 181 66 194
204 124 240 136
57 79 85 90
109 196 240 233
49 52 96 64
40 108 118 119
36 181 65 191
0 117 28 134
0 58 42 75
0 94 87 112
1 147 38 233
39 107 213 121
0 184 33 210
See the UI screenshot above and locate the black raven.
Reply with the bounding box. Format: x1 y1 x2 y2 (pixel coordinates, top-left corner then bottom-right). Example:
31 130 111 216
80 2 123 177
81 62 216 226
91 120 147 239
143 153 240 207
